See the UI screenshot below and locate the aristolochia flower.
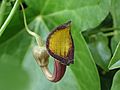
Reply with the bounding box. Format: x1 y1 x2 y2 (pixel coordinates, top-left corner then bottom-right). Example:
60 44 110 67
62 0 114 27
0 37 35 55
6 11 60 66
46 21 74 65
33 21 74 82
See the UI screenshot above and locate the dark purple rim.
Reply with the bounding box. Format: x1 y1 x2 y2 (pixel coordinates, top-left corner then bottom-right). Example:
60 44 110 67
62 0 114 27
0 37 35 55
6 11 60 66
46 21 74 66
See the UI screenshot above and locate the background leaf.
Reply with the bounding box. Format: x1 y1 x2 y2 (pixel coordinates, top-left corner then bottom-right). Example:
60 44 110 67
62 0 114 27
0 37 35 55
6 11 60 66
88 33 111 70
111 32 120 53
108 0 120 70
111 70 120 90
25 0 111 31
109 42 120 70
106 0 120 90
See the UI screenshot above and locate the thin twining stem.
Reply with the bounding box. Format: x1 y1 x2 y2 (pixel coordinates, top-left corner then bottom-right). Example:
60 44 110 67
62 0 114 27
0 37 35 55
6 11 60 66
0 0 7 27
0 0 20 36
20 3 43 46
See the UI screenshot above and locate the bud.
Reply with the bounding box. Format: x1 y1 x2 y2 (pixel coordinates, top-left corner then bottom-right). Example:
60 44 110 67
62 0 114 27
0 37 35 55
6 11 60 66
32 46 49 67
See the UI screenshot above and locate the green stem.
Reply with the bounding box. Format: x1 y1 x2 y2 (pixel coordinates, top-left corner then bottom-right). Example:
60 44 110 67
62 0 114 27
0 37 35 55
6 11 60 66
20 3 43 46
104 32 115 37
0 0 7 27
0 0 20 36
100 27 120 32
102 30 120 37
84 27 120 37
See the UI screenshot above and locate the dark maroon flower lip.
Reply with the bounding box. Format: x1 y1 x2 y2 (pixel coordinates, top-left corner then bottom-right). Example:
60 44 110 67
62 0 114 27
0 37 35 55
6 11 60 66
46 21 74 65
51 60 66 82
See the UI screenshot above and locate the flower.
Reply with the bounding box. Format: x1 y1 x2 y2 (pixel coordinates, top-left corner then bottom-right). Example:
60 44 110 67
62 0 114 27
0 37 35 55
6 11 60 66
46 21 74 65
33 21 74 82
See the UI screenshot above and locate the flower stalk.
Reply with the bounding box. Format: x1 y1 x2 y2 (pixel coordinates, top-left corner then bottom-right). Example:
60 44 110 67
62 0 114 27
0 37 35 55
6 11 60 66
20 3 43 47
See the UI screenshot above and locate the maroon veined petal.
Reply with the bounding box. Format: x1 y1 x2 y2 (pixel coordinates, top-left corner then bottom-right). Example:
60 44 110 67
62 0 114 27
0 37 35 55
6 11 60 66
46 21 74 65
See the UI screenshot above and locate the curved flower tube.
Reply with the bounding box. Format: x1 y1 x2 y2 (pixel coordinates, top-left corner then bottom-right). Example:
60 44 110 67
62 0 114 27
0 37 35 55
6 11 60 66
33 46 66 82
42 60 66 82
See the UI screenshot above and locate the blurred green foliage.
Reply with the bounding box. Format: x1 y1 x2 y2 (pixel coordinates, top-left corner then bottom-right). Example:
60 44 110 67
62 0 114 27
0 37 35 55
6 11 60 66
0 0 120 90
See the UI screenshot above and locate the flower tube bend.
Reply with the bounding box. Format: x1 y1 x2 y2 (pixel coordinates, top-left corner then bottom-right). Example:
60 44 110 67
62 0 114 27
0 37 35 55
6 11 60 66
33 46 66 82
41 60 66 82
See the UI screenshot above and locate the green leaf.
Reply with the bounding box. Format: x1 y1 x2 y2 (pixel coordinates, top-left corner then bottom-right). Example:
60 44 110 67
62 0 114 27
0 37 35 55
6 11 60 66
0 64 29 90
108 42 120 70
0 0 112 89
88 33 111 70
111 70 120 90
0 30 31 90
108 0 120 70
111 0 120 28
111 31 120 53
25 0 111 31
